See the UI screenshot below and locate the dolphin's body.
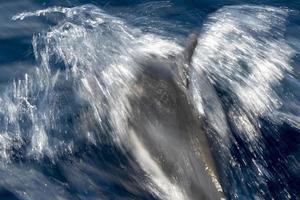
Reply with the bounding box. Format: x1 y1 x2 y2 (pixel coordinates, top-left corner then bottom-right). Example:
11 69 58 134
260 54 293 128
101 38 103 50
128 34 223 200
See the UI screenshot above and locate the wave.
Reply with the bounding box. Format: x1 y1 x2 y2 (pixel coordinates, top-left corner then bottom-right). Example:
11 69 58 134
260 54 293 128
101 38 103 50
0 3 297 200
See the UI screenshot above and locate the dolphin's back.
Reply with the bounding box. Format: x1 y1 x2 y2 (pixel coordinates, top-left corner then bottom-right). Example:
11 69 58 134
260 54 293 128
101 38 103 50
128 54 221 199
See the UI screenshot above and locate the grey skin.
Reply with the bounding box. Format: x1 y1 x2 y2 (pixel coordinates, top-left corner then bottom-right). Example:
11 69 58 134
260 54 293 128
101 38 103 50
128 34 224 200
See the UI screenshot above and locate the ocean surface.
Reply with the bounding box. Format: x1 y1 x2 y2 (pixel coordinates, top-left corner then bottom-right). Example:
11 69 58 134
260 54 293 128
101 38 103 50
0 0 299 199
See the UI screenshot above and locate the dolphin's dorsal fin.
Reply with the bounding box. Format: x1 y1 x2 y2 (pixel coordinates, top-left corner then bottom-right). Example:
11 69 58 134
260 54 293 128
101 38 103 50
177 33 198 88
183 33 198 64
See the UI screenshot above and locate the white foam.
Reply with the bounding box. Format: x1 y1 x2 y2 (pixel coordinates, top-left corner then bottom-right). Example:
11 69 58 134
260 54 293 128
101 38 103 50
192 5 295 140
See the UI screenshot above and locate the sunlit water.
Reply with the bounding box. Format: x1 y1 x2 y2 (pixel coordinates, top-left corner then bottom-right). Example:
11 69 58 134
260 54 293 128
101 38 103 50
0 1 299 199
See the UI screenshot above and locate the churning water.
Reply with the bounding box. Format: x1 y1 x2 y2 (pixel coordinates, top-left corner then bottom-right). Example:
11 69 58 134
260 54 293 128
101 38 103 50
0 1 299 199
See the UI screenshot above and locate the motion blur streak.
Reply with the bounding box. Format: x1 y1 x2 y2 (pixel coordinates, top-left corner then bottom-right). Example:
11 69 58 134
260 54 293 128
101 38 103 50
0 2 297 200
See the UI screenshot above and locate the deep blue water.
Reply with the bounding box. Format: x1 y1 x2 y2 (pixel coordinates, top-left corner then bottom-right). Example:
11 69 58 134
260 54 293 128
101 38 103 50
0 0 299 200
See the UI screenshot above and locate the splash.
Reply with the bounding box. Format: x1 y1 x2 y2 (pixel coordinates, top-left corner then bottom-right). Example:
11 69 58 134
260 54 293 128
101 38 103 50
192 5 295 140
191 5 298 199
0 3 297 200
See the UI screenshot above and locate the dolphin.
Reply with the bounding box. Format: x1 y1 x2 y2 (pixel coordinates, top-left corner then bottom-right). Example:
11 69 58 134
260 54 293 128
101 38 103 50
127 34 224 200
